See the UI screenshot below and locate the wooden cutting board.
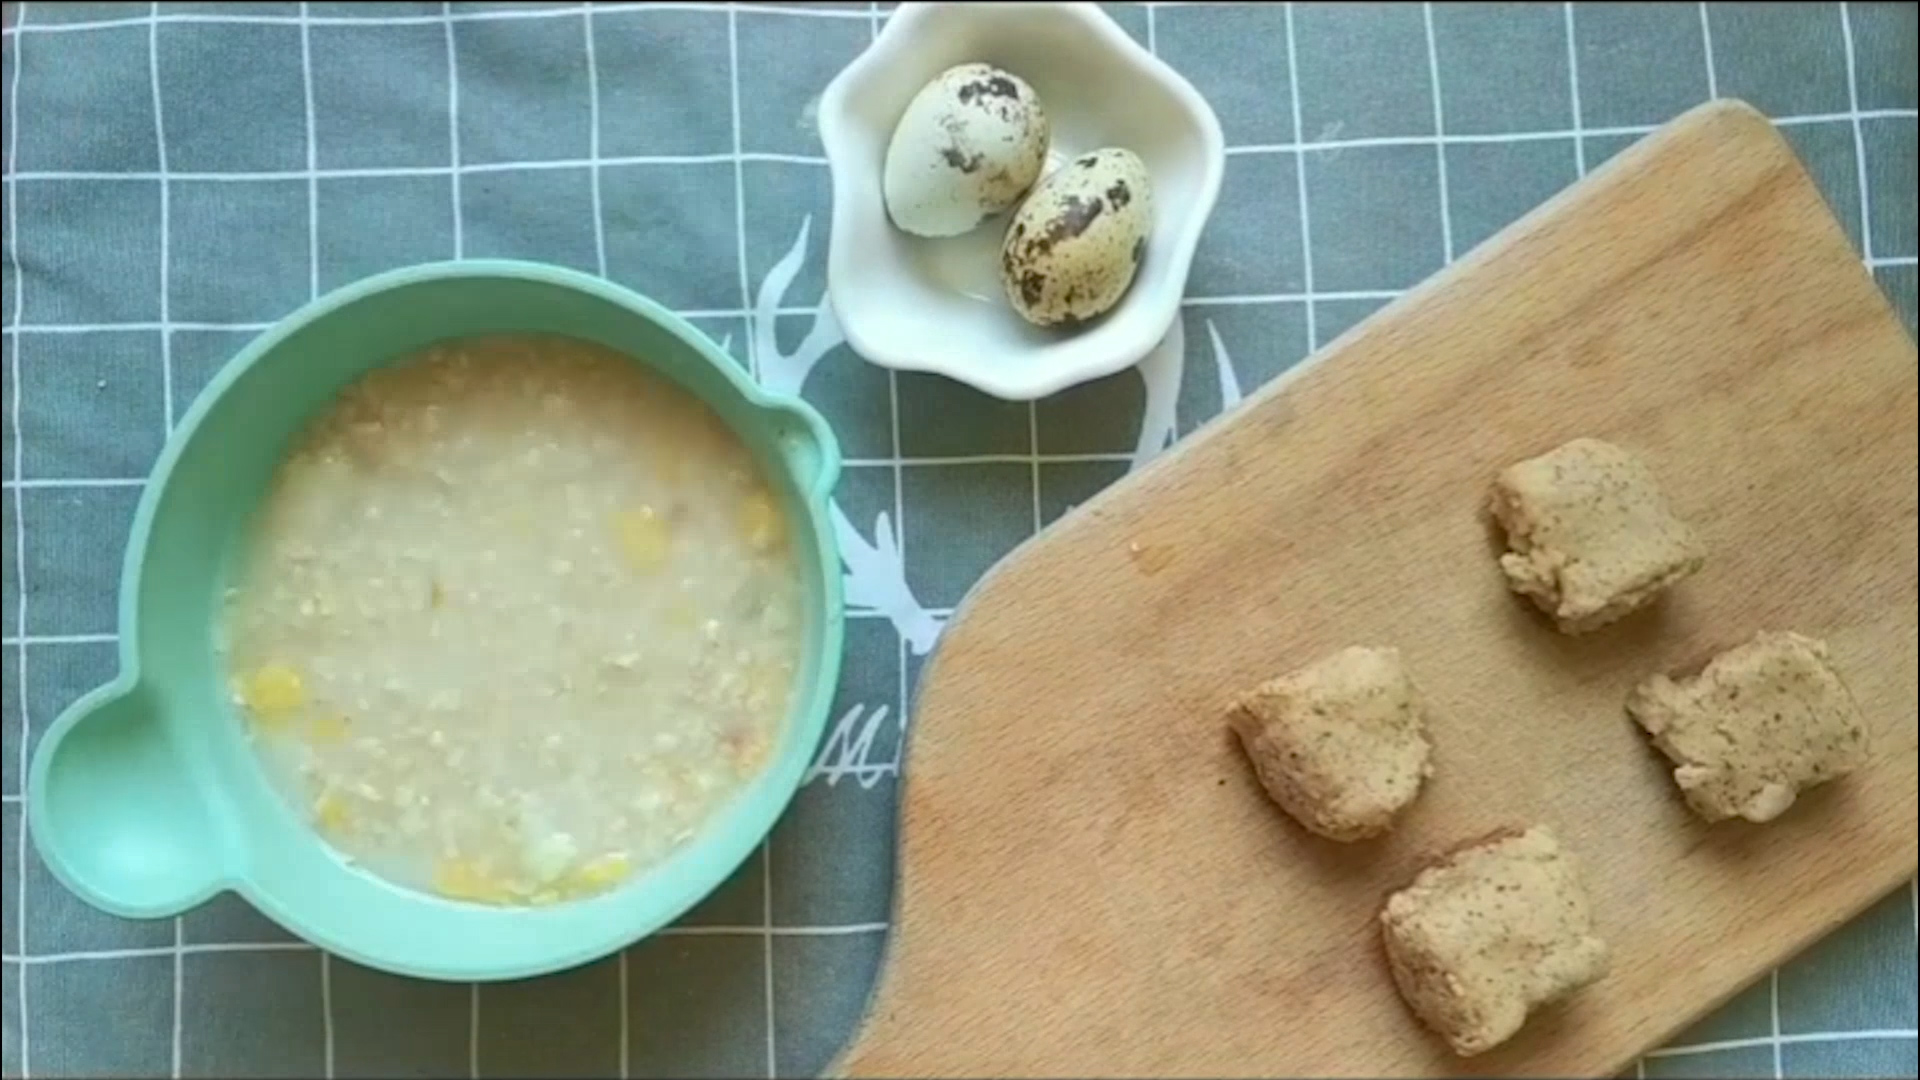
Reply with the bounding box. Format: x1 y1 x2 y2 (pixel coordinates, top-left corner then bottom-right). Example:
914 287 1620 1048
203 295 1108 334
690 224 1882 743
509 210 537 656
832 101 1919 1079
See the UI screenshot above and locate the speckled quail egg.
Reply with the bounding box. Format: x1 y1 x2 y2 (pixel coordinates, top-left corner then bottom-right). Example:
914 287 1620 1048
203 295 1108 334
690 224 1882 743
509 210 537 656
882 63 1050 238
1000 147 1154 327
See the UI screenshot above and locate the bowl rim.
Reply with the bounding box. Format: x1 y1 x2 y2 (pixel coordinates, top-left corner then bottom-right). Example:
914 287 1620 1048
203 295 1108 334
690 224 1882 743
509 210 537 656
26 259 847 981
819 0 1226 401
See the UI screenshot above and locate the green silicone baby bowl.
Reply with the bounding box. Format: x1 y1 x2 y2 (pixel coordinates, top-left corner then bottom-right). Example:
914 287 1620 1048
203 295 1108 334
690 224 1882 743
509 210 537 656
25 261 844 982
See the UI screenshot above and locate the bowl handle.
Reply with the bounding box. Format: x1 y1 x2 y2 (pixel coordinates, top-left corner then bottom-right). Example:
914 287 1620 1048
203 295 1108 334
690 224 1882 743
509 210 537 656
768 399 843 505
28 681 231 920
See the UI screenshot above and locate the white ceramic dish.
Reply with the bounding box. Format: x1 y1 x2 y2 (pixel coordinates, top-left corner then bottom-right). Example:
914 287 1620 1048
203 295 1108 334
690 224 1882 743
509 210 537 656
818 1 1225 401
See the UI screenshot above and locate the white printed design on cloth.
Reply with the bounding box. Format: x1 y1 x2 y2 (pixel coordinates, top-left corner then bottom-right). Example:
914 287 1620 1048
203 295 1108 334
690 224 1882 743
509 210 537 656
742 216 1242 785
748 215 946 656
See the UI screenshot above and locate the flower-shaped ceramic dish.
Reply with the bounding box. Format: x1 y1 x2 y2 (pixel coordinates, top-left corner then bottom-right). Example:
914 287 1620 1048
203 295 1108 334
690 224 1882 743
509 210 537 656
27 262 844 982
819 1 1225 401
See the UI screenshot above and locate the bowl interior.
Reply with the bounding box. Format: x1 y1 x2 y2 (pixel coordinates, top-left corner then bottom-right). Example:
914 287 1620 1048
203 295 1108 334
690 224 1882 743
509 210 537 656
76 264 842 980
825 3 1221 398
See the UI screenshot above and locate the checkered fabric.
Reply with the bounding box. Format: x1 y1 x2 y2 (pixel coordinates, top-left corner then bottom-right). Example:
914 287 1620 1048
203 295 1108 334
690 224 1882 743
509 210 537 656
2 2 1915 1077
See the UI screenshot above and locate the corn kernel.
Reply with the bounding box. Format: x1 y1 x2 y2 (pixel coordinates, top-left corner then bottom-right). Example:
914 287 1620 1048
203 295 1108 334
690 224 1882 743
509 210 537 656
738 491 785 553
573 851 632 890
309 714 351 743
554 852 632 900
241 663 305 719
432 857 518 905
614 507 672 572
312 790 351 837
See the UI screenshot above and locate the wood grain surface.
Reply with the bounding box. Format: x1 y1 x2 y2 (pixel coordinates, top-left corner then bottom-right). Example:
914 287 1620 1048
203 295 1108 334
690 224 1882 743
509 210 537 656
833 101 1920 1079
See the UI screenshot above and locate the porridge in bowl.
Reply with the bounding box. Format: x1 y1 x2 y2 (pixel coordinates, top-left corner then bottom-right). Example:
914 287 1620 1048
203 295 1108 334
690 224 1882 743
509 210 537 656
222 333 802 906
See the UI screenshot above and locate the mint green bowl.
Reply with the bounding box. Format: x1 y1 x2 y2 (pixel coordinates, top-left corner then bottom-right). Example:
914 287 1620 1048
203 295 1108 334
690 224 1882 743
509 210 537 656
25 261 844 982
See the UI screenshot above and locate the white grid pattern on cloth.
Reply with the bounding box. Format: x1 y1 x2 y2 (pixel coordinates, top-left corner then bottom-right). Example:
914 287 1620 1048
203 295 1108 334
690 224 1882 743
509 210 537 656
1841 2 1879 266
1 257 1917 348
1564 1 1586 176
870 0 912 818
2 2 879 34
444 1 463 263
1281 3 1317 351
1421 1 1454 266
292 3 337 1073
139 0 190 1065
718 5 784 1073
1838 0 1920 1052
576 5 629 1071
0 112 1899 186
0 3 1914 1078
7 0 27 1074
438 9 480 1078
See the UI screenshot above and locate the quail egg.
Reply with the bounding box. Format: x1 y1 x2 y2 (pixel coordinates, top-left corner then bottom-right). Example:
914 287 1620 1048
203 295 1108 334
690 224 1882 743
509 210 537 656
1000 147 1155 327
882 63 1050 239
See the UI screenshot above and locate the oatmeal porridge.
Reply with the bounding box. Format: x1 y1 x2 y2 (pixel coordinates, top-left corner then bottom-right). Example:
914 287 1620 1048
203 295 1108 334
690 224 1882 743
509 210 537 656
222 334 802 906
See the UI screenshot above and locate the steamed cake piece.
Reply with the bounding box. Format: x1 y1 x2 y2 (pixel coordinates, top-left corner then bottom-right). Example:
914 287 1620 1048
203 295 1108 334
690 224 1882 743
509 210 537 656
1379 826 1610 1057
1626 631 1870 823
1227 646 1433 842
1491 438 1705 634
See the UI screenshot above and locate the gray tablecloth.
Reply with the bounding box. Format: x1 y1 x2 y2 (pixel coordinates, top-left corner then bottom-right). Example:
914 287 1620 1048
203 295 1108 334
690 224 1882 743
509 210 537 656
2 2 1916 1077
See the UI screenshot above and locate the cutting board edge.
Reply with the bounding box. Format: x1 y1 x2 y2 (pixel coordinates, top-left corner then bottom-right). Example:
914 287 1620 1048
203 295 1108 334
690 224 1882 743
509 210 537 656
1585 856 1918 1080
830 857 1920 1080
